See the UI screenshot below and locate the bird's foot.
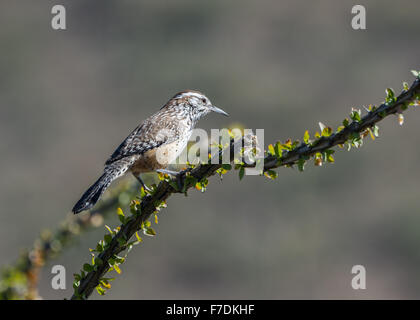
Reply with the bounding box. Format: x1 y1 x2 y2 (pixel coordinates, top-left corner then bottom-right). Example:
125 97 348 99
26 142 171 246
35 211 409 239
156 169 189 191
135 175 152 193
156 169 179 176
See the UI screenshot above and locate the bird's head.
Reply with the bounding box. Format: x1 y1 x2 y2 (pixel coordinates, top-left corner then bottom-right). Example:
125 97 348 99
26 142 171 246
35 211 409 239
171 90 229 121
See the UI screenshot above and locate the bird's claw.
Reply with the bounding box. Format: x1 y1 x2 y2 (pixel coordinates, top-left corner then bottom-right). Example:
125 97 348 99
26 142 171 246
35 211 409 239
135 175 152 193
156 169 178 176
156 169 189 191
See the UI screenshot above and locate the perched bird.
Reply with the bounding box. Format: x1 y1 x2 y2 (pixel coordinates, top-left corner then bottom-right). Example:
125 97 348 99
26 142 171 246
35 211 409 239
72 90 228 214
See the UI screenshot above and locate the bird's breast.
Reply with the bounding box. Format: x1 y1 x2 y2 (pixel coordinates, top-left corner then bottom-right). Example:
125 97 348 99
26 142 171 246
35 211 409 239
130 133 191 175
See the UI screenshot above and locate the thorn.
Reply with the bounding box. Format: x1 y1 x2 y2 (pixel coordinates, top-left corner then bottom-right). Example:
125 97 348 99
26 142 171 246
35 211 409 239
362 105 370 112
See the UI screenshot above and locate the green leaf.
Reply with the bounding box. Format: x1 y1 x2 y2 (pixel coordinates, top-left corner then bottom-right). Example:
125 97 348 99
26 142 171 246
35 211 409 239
104 234 112 244
96 240 104 252
96 285 106 295
143 227 156 237
321 126 333 137
268 144 275 156
130 200 140 215
104 225 113 235
73 281 80 289
101 277 115 282
140 186 147 198
135 232 143 243
281 139 293 151
221 164 232 171
326 154 334 163
378 110 387 118
297 158 305 172
113 264 121 274
350 110 361 122
83 263 93 272
116 208 125 223
116 207 124 217
264 170 278 180
342 118 350 127
239 166 245 180
168 180 179 191
117 237 126 246
182 175 197 193
303 130 310 144
385 88 396 105
274 142 283 158
100 280 111 289
291 140 300 150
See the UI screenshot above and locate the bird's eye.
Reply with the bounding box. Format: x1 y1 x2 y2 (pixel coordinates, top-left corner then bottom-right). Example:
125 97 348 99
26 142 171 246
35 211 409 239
202 98 207 104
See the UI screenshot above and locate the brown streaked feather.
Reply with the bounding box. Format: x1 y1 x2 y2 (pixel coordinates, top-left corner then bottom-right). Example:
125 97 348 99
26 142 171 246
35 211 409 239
105 103 190 165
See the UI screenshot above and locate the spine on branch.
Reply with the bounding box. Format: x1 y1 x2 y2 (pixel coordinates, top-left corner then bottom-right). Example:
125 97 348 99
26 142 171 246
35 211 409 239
71 72 420 300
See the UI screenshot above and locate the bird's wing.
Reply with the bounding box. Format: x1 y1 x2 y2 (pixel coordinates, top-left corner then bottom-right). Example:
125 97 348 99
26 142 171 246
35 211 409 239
105 117 177 165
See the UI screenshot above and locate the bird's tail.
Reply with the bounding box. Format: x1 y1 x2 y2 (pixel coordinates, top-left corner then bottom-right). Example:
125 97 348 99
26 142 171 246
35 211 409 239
72 172 115 214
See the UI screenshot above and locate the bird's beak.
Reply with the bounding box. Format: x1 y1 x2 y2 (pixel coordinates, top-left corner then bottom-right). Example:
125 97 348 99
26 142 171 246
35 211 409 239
210 105 229 117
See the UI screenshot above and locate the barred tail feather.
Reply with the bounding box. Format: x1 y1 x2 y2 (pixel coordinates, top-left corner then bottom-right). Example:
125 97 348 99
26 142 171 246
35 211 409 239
72 173 113 214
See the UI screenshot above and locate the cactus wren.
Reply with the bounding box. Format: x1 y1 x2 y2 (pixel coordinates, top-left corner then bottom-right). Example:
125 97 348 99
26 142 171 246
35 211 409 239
72 90 228 214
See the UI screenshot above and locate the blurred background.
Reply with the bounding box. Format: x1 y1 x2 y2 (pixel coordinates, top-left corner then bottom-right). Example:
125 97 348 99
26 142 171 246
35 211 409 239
0 0 420 299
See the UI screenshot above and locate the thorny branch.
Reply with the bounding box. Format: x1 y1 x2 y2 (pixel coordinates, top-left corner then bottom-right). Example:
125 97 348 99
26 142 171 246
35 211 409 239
72 75 420 299
262 77 420 170
0 181 134 300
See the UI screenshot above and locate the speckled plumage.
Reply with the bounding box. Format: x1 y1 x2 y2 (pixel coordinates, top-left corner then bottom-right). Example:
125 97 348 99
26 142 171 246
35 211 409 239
72 90 228 214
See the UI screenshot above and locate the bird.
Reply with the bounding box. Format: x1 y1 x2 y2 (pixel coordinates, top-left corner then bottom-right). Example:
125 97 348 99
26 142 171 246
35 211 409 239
72 90 229 214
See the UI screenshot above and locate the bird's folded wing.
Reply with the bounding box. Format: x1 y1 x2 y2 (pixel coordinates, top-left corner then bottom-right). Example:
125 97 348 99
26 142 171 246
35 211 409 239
105 120 177 165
